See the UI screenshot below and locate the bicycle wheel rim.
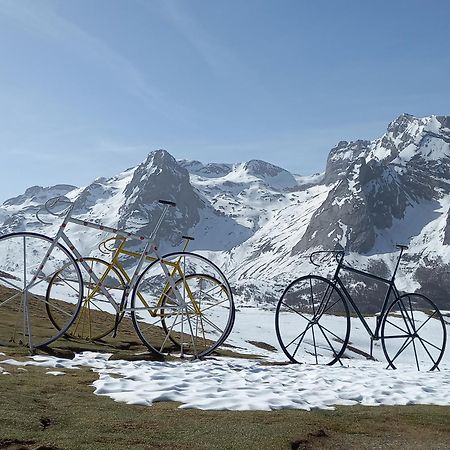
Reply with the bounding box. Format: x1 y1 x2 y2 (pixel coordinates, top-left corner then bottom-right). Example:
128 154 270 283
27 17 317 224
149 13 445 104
0 232 83 349
381 293 447 371
275 275 350 365
130 252 235 358
46 257 125 340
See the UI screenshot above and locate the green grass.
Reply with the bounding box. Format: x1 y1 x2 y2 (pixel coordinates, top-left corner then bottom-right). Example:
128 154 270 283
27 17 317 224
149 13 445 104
0 284 255 361
1 363 450 450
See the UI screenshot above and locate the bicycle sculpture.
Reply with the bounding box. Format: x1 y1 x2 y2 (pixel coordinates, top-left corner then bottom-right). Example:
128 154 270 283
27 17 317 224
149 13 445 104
0 197 235 358
46 234 197 341
275 246 447 370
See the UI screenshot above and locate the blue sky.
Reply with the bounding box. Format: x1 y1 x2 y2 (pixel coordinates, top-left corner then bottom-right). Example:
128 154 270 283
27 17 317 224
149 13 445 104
0 0 449 201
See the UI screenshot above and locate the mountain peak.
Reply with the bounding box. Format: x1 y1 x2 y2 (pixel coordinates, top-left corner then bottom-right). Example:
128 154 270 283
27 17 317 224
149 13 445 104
3 184 77 207
386 113 419 136
143 149 178 169
178 159 233 178
238 160 297 190
242 160 285 177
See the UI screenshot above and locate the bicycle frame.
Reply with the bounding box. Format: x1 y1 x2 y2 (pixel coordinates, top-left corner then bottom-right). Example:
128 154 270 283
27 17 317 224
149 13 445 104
28 200 186 316
89 234 202 317
276 245 446 369
329 247 406 341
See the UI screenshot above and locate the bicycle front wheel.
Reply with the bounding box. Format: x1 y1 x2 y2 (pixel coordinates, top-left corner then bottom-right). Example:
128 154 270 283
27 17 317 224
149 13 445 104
381 293 447 371
130 252 235 358
46 257 125 340
275 275 350 365
0 232 83 349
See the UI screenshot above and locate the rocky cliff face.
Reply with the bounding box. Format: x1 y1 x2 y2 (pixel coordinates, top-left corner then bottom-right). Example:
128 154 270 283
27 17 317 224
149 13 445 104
117 150 203 245
294 114 449 255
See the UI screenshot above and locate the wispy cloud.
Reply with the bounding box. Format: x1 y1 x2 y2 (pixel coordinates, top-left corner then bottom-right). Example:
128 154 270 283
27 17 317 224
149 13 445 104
141 0 251 80
0 0 192 120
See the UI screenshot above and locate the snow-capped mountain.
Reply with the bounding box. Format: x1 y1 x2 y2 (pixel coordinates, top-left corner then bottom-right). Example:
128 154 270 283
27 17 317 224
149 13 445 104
2 113 450 309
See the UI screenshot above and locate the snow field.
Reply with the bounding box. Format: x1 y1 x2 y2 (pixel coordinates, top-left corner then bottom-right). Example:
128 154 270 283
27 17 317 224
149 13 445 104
1 309 449 411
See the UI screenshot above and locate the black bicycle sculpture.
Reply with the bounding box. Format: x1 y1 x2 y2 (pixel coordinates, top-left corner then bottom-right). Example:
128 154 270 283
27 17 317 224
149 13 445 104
275 245 447 371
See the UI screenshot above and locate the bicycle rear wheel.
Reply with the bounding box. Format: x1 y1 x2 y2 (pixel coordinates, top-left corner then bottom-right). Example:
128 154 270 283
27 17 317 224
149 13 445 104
381 293 447 371
130 252 235 358
46 257 125 340
275 275 350 365
0 232 83 349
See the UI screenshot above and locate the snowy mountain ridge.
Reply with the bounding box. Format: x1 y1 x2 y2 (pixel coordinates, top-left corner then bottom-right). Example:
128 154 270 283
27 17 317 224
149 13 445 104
2 113 450 309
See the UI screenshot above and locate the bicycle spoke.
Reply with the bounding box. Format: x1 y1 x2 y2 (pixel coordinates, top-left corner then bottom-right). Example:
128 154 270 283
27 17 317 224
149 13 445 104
383 318 409 335
382 334 413 339
285 321 312 350
311 324 318 364
389 336 414 366
317 323 342 365
411 337 420 371
0 290 22 308
0 276 23 292
184 306 198 356
291 322 314 360
197 315 207 348
58 275 82 295
27 267 65 291
13 292 25 342
414 311 437 334
46 298 78 318
416 335 443 352
309 278 316 315
159 312 181 352
322 297 341 315
318 323 346 344
317 284 334 315
193 313 224 335
417 336 438 369
23 236 27 291
397 300 414 334
194 296 229 313
280 300 314 322
72 305 87 337
165 307 224 338
408 297 417 333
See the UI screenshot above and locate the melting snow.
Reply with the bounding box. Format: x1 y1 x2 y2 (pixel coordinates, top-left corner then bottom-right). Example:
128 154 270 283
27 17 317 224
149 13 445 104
1 352 450 411
1 309 449 411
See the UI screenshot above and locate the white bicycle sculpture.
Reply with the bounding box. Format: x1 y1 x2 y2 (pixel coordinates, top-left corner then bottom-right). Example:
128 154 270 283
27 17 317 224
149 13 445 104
0 197 235 358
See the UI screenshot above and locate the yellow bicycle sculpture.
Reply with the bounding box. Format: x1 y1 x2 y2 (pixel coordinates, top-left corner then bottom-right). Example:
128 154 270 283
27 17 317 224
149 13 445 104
46 234 235 356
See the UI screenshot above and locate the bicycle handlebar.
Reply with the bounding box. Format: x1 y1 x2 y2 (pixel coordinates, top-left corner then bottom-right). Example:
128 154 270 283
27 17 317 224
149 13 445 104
44 196 74 216
309 250 345 267
98 236 126 254
158 199 176 207
310 244 408 269
36 196 74 224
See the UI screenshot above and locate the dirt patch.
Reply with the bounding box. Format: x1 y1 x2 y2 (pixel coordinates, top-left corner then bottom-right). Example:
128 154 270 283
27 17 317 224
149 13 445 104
291 429 329 449
247 340 277 352
0 440 35 450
